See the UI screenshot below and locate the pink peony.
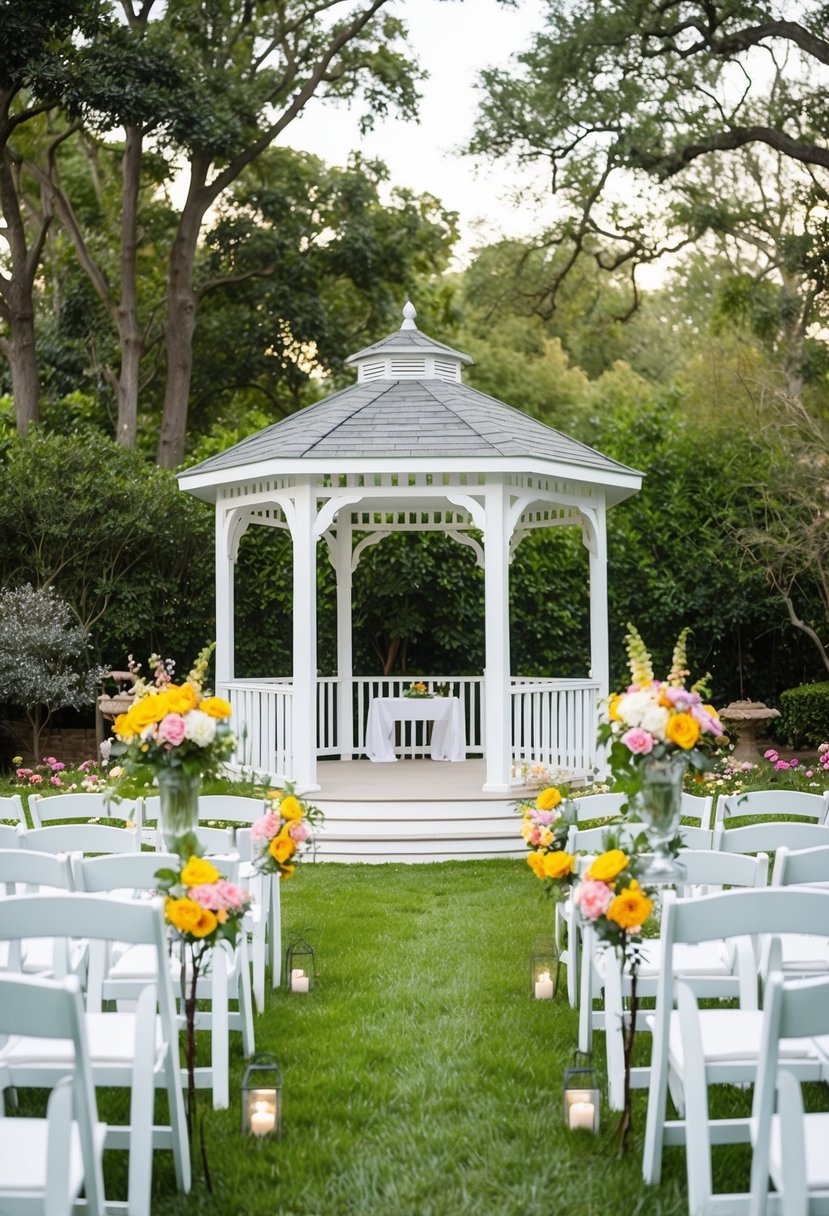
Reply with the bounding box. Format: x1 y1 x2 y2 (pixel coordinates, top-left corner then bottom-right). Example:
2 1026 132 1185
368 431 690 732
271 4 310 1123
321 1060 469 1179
806 770 814 778
532 809 556 826
189 880 250 912
50 775 62 787
289 820 311 842
622 727 655 755
790 758 799 767
775 760 790 771
573 878 614 921
250 811 281 843
818 742 829 755
15 768 32 777
50 762 65 772
29 774 43 785
764 749 779 761
42 756 57 765
158 713 187 746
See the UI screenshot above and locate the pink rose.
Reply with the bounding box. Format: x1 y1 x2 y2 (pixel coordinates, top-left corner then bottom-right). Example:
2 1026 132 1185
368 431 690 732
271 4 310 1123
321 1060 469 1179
775 760 790 771
189 880 250 912
764 749 779 762
289 820 311 843
215 879 249 910
573 878 614 921
532 809 556 826
622 727 655 755
29 774 43 785
158 713 187 746
806 771 814 778
529 827 542 846
250 811 281 843
15 768 32 777
43 756 57 765
50 775 62 787
51 762 65 771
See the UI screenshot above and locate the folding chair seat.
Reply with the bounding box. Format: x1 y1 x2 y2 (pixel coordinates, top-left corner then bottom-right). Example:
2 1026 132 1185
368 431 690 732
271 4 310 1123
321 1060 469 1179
642 887 829 1207
28 792 140 830
0 894 191 1216
0 973 106 1216
579 849 767 1112
0 848 79 978
76 851 255 1110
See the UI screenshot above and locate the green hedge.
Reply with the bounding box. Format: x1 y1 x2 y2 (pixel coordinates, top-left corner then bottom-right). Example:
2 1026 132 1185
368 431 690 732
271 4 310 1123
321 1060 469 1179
779 682 829 748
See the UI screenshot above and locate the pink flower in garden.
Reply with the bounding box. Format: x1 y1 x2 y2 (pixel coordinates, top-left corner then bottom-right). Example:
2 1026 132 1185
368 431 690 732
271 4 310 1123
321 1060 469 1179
50 762 65 772
250 811 282 842
806 771 814 778
622 727 655 755
50 776 62 787
15 768 32 777
289 820 311 843
764 749 778 760
573 878 614 921
158 713 187 746
819 743 829 755
790 758 799 767
29 774 43 785
775 760 790 771
42 757 57 766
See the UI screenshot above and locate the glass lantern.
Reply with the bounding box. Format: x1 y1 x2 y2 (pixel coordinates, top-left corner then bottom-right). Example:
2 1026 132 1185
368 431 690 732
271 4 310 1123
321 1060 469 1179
241 1054 282 1139
563 1052 601 1133
284 933 315 993
530 934 559 1000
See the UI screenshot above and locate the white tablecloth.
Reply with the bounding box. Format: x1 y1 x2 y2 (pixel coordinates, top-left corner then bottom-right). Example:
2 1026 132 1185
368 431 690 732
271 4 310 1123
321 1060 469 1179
364 697 466 762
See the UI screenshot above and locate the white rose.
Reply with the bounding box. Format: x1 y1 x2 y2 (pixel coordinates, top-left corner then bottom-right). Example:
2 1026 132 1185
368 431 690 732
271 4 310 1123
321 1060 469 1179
640 704 669 739
184 709 217 747
616 689 653 727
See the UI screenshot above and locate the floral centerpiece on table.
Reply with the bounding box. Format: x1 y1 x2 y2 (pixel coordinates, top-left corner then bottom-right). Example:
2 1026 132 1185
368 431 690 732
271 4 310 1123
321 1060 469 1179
155 835 252 1172
250 784 322 878
599 624 726 878
403 681 431 699
519 784 579 900
107 645 236 846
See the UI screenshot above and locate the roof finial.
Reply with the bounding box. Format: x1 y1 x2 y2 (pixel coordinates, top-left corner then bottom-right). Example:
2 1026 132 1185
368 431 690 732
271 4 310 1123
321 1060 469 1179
401 300 417 330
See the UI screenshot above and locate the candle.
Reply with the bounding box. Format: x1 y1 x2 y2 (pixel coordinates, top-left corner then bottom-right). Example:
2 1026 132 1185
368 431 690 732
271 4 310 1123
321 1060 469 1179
249 1099 276 1136
291 971 310 993
569 1101 595 1131
534 971 554 1000
290 968 304 980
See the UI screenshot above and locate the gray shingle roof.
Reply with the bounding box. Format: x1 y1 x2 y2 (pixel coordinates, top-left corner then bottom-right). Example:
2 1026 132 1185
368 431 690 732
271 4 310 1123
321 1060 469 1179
346 326 473 365
183 379 636 478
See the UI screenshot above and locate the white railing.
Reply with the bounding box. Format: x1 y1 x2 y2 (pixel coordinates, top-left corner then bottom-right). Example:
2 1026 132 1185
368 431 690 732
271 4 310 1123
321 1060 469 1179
220 680 293 780
222 675 600 778
510 678 601 776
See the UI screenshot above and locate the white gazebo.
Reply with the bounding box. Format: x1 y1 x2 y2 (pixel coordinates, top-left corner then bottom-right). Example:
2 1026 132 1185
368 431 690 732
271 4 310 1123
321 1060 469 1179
178 304 641 793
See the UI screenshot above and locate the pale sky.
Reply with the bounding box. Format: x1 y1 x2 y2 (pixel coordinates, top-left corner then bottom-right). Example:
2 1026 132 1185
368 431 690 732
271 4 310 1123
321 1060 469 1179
284 0 550 267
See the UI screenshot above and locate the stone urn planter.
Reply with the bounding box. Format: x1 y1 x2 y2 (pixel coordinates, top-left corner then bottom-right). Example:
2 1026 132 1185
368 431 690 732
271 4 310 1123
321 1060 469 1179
719 700 781 763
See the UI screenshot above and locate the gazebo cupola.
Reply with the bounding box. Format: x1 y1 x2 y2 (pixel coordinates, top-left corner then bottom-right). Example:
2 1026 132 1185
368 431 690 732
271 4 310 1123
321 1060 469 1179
178 303 642 793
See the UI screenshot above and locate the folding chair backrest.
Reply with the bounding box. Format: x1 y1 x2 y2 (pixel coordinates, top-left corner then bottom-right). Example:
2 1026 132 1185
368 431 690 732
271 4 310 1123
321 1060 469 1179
771 844 829 888
569 792 627 824
195 794 268 825
0 823 21 849
141 796 235 853
714 820 829 858
77 851 240 894
28 792 139 829
0 846 74 893
715 788 829 828
679 791 715 848
667 885 829 949
674 848 768 892
20 823 141 855
0 793 26 827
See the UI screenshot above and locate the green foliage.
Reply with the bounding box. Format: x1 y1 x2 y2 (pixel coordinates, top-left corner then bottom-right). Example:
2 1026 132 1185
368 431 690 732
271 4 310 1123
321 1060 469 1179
779 683 829 749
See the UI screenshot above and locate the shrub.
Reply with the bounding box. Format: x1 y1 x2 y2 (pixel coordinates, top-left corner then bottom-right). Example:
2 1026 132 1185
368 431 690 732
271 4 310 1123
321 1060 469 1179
779 683 829 748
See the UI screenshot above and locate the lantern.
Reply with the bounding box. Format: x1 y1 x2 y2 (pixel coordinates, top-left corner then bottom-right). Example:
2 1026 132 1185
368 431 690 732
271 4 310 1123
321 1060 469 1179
284 933 315 993
241 1054 282 1138
563 1052 601 1133
529 934 559 1000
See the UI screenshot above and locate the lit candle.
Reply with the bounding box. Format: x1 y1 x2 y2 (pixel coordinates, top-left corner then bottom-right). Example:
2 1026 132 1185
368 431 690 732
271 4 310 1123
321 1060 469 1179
569 1101 595 1131
249 1099 276 1136
534 971 554 1000
291 970 310 993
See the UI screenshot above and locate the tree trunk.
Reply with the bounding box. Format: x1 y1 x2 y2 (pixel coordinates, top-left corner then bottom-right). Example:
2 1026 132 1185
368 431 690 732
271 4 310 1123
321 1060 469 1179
157 196 202 468
0 152 41 434
114 127 144 448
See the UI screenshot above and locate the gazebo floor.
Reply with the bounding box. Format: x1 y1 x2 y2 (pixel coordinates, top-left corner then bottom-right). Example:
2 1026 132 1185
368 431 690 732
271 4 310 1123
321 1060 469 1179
307 758 533 863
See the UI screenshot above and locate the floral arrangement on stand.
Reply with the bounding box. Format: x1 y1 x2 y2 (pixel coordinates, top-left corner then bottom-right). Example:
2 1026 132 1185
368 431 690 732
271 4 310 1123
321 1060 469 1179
250 784 321 878
155 836 252 1184
402 681 431 699
106 646 236 846
519 785 579 900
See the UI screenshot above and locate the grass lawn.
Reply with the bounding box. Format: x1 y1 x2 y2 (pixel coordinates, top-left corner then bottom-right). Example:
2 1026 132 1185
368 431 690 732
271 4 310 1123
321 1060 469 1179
109 859 696 1216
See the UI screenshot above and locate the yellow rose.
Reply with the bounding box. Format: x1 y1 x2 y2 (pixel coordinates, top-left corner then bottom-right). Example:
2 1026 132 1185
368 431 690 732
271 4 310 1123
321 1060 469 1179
538 827 554 848
665 711 701 750
200 695 232 719
543 851 575 880
535 787 562 811
608 694 623 722
606 883 653 932
527 852 547 879
165 683 198 715
126 693 169 731
181 855 220 887
279 795 304 821
114 712 135 740
586 849 629 884
166 897 218 938
280 864 295 880
269 835 297 864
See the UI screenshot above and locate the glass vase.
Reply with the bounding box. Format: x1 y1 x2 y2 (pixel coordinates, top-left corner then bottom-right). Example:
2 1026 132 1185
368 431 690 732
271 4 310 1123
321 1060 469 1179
157 768 201 850
634 753 687 884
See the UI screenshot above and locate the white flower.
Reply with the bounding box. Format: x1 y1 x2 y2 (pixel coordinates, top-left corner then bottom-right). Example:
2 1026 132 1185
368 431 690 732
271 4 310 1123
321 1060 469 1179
616 689 655 728
640 703 669 738
184 709 216 747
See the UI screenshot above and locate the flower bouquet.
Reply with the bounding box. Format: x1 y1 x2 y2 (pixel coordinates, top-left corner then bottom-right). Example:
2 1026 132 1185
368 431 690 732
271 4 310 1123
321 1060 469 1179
403 681 431 699
107 645 236 847
519 785 579 901
249 785 321 878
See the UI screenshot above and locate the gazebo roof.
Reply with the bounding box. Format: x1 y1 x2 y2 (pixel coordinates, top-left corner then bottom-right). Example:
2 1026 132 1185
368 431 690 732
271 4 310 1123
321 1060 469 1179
179 303 641 504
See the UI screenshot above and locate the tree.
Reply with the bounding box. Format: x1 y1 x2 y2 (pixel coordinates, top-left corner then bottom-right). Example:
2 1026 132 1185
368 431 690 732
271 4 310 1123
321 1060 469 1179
0 583 100 758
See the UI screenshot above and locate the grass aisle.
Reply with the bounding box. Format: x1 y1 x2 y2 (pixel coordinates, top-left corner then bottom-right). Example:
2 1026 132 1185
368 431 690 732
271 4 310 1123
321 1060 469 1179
148 860 690 1215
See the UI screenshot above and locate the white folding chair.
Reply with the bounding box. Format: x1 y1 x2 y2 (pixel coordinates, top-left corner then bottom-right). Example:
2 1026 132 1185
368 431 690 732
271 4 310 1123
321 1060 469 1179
749 971 829 1216
0 894 191 1215
0 793 27 828
141 795 234 853
237 826 282 1005
76 852 255 1110
29 792 140 830
0 973 107 1216
716 789 829 830
714 821 829 870
0 847 78 978
767 845 829 975
678 789 716 848
20 823 141 856
642 887 829 1201
581 849 768 1112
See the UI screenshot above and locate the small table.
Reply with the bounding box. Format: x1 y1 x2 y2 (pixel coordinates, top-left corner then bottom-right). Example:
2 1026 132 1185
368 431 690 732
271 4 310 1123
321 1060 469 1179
364 697 466 763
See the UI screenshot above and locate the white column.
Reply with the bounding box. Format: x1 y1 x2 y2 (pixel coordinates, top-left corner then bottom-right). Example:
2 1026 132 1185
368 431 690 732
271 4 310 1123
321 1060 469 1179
586 503 610 779
483 481 512 792
335 516 354 761
290 479 319 790
215 504 234 689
